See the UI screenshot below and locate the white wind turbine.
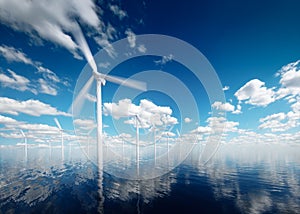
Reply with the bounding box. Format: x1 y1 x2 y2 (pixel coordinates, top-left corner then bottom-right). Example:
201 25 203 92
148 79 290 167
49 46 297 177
54 118 65 161
150 122 159 164
20 129 27 162
128 113 143 175
72 68 147 159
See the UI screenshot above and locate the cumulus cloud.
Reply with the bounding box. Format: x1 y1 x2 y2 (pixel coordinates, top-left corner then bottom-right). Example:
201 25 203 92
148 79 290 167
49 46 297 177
74 118 96 130
234 79 276 107
0 69 37 94
0 97 70 117
259 111 300 132
0 114 18 125
191 126 212 134
0 0 100 57
207 117 239 133
212 101 235 112
104 99 178 128
276 60 300 99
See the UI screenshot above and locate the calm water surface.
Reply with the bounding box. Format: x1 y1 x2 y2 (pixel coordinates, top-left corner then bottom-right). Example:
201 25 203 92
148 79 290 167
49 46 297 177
1 143 300 213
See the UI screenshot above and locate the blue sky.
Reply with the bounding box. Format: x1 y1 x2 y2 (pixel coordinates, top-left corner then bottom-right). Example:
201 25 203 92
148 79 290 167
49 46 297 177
0 0 300 144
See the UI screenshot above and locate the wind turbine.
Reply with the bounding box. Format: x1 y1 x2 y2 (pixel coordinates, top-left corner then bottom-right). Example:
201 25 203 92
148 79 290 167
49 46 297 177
150 122 160 165
20 129 27 162
54 118 65 161
176 129 182 160
71 67 147 166
129 114 143 175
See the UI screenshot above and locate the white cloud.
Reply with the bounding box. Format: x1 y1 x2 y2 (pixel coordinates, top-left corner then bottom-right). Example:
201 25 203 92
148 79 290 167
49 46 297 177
184 117 192 123
0 69 37 94
109 4 127 20
191 126 212 134
94 36 116 58
38 78 57 96
125 29 136 48
212 101 235 112
98 62 111 69
291 100 300 112
222 86 230 91
234 79 276 107
259 111 299 132
232 104 242 114
74 119 96 130
0 45 67 95
36 66 60 83
138 44 147 53
0 45 33 65
104 98 178 128
0 0 100 57
104 98 138 119
155 54 174 65
0 114 18 125
0 97 70 117
207 117 239 133
260 112 286 123
276 60 300 99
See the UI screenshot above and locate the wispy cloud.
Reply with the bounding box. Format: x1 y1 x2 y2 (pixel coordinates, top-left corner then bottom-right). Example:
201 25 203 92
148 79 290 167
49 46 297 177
0 0 100 57
0 97 70 117
125 29 136 48
0 45 68 95
0 69 37 94
37 78 57 96
155 54 174 65
0 45 33 65
109 4 127 20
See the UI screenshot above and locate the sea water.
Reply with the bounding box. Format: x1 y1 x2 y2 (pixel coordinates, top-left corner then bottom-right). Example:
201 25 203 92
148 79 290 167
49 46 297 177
0 143 300 213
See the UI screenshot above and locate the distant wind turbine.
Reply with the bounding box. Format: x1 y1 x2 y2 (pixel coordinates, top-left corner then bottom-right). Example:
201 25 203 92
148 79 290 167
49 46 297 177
20 129 27 162
54 118 65 161
129 113 143 175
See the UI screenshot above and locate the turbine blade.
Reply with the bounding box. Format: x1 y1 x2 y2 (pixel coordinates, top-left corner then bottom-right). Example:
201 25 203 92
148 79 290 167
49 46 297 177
69 75 94 114
103 74 147 91
136 115 143 125
87 128 94 135
54 118 62 130
20 129 25 137
176 129 181 137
